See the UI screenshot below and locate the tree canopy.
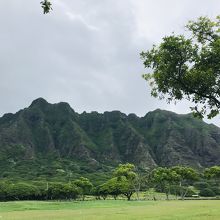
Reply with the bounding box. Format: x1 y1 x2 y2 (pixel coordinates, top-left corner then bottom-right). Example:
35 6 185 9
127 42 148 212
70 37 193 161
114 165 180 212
113 163 137 200
141 16 220 119
205 166 220 180
73 177 93 200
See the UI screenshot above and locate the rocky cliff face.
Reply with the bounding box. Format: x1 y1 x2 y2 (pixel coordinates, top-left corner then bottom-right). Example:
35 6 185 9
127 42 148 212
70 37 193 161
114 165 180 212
0 98 220 180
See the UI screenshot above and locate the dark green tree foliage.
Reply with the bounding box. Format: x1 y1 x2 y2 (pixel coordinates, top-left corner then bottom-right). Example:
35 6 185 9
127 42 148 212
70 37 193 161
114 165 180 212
0 182 42 201
199 188 216 197
210 186 220 195
47 183 79 200
205 166 220 180
40 0 52 14
7 183 40 200
0 181 80 201
141 16 220 119
194 181 210 190
204 166 220 190
93 185 109 200
194 177 220 197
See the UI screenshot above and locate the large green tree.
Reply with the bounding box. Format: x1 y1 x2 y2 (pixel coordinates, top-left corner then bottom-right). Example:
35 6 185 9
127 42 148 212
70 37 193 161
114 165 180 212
141 16 220 119
171 166 198 199
73 177 93 201
113 163 137 201
151 167 179 200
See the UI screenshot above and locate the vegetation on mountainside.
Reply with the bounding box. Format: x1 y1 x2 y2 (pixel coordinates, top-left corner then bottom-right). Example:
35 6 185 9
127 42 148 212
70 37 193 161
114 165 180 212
1 98 220 182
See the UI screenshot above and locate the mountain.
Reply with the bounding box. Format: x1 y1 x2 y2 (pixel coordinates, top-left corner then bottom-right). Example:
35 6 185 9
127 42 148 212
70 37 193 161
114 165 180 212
0 98 220 182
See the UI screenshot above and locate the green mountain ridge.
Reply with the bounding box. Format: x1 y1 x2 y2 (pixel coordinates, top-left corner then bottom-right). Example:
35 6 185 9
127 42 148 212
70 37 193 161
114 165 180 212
0 98 220 182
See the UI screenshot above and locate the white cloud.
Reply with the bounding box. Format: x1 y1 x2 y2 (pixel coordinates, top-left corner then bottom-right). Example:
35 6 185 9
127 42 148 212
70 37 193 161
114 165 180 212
65 12 99 31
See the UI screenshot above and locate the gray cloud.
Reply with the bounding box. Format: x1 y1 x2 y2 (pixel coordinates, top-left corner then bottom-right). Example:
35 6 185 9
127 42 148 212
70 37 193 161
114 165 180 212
0 0 220 126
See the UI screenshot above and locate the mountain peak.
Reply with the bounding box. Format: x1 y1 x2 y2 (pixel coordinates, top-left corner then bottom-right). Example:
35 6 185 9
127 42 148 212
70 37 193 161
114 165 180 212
29 97 49 108
0 98 220 182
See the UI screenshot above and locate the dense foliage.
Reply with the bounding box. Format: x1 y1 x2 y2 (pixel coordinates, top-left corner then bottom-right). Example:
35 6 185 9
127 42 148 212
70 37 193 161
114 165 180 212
0 181 79 201
0 164 219 201
141 16 220 119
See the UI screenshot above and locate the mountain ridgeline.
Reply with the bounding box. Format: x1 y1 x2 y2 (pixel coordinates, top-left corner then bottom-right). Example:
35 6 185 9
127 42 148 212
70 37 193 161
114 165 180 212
0 98 220 181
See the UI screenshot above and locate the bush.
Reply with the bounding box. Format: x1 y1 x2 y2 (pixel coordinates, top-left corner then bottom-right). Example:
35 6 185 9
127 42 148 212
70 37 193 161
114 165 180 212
194 182 210 190
199 188 216 197
0 181 80 201
210 186 220 195
47 183 80 200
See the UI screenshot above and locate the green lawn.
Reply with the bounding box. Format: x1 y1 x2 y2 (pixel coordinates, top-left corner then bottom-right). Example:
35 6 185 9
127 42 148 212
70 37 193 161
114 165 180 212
0 200 220 220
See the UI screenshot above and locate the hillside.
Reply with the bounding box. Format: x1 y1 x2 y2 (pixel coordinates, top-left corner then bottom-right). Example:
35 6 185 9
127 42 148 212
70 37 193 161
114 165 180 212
0 98 220 182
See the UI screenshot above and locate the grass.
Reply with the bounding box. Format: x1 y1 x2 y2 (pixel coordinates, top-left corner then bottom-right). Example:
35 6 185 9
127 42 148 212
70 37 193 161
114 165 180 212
0 200 220 220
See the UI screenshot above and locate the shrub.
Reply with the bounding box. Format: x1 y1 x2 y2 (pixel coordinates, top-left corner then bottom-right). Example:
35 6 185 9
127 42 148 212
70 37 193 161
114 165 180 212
194 182 210 190
199 188 216 197
210 186 220 195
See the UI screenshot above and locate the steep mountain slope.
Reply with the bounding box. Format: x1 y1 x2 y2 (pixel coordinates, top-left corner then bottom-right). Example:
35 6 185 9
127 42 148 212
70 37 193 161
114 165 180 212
0 98 220 181
129 110 220 168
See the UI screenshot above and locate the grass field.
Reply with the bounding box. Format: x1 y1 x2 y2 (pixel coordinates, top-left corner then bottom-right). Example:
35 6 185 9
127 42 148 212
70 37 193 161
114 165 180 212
0 200 220 220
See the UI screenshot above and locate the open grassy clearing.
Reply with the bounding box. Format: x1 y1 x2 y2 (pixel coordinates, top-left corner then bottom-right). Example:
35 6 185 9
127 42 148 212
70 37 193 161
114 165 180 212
0 200 220 220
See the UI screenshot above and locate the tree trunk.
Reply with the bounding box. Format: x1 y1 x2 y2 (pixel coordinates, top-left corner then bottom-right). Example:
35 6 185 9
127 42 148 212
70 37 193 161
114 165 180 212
125 192 132 201
136 190 140 201
181 188 189 200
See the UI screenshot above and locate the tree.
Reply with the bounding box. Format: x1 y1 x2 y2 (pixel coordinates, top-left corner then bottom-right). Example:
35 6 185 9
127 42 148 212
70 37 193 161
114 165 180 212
99 178 122 200
114 163 137 180
40 0 52 14
73 177 93 201
6 183 40 201
113 163 137 201
199 188 216 197
141 16 220 119
171 166 198 199
204 166 220 183
95 184 109 200
151 167 179 200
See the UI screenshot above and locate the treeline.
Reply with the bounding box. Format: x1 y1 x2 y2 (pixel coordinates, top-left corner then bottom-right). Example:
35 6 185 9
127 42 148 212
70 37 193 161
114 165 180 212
0 177 92 201
0 164 220 201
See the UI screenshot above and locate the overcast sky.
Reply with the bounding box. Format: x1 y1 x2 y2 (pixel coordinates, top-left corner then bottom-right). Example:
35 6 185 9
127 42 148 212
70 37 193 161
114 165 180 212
1 0 220 126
